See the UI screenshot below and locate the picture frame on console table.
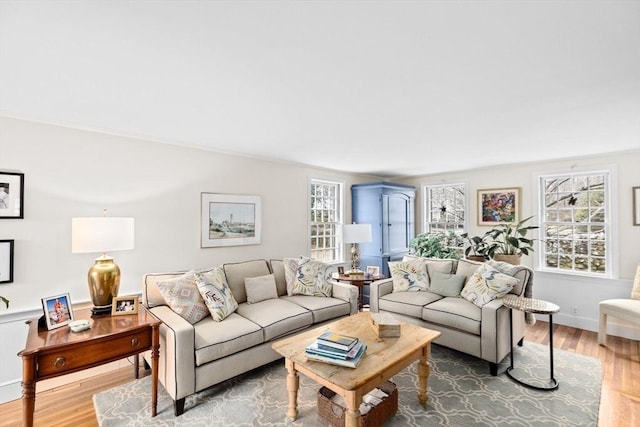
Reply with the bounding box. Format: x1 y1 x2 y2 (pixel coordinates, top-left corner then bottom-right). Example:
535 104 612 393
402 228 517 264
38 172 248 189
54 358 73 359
41 293 74 330
201 193 262 247
0 239 14 283
477 187 520 225
0 171 24 219
112 295 139 315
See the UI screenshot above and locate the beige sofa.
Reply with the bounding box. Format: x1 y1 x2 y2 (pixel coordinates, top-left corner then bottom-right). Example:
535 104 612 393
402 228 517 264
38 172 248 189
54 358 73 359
369 257 534 375
142 259 358 415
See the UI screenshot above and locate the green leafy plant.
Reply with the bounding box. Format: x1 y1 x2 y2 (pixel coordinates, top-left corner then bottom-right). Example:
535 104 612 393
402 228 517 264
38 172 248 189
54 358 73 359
484 216 539 258
0 295 8 309
460 232 491 259
409 231 461 259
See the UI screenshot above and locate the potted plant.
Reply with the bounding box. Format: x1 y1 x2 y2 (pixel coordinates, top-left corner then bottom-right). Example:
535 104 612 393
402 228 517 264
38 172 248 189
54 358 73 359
409 231 461 260
1 296 8 309
460 233 490 262
484 216 539 265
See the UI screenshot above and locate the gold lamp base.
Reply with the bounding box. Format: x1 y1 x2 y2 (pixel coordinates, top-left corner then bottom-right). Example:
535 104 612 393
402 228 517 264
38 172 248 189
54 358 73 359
88 254 121 316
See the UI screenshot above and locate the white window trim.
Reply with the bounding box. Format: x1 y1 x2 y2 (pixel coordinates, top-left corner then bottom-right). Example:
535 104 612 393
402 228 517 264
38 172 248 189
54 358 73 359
533 164 618 279
420 180 469 234
308 177 345 264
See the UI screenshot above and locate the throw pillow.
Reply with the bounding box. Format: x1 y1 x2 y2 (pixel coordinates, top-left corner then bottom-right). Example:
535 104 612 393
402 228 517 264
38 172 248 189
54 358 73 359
290 257 334 297
195 268 238 321
283 257 299 295
632 264 640 300
429 272 466 297
156 271 210 324
461 263 519 307
388 259 430 292
244 274 279 304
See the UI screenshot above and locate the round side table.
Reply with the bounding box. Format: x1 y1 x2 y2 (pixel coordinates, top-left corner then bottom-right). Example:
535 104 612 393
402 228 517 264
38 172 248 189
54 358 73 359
502 295 560 391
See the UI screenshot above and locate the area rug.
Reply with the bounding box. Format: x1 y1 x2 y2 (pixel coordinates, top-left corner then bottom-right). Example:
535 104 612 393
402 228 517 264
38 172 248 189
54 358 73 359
94 343 601 426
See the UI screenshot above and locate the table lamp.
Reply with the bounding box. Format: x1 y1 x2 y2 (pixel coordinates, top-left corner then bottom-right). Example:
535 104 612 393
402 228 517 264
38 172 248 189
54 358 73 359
342 223 372 275
72 212 134 315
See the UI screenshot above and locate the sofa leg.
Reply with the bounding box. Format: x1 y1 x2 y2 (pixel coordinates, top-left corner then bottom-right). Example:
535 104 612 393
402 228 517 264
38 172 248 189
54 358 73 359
517 337 524 347
489 362 498 376
174 398 185 416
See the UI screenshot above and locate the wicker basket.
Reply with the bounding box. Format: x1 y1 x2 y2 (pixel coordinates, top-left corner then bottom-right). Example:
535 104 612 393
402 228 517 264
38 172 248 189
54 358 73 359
317 381 398 427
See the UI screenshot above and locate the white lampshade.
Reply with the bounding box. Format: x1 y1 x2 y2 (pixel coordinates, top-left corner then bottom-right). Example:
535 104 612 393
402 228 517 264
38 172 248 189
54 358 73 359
72 217 135 253
342 223 372 244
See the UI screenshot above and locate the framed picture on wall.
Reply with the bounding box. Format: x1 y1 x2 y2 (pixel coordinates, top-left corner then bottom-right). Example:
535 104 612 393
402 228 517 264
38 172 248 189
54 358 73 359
41 293 74 330
201 193 262 247
0 171 24 219
477 187 521 225
0 240 14 283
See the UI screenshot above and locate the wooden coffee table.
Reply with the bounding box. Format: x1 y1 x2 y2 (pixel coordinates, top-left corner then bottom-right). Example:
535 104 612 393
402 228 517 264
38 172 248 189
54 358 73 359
272 311 441 427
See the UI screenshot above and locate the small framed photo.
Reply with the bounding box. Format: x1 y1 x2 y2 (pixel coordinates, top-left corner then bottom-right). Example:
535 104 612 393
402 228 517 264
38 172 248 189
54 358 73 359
0 239 14 283
337 266 345 275
367 266 380 276
0 171 24 219
477 187 521 225
42 293 74 330
112 295 139 315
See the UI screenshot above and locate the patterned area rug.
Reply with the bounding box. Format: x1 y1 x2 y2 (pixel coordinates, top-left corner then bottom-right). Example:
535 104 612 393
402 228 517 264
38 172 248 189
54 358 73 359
94 343 601 426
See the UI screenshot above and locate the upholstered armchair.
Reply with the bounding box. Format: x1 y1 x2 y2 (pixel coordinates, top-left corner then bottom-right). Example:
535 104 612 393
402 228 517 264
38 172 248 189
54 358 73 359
598 265 640 346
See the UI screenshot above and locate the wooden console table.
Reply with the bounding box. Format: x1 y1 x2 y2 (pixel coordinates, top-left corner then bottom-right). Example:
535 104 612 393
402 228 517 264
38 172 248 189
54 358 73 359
336 273 385 309
18 305 161 427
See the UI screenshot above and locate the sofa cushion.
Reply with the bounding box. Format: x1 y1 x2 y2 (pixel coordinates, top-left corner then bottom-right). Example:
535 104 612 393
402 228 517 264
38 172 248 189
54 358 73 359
461 263 518 307
281 295 350 323
389 259 430 292
429 272 466 297
196 269 239 321
194 313 264 366
245 274 279 304
289 257 334 297
156 271 210 324
223 259 271 304
455 258 484 279
236 298 313 341
379 291 443 318
422 297 482 335
269 259 289 296
424 258 457 277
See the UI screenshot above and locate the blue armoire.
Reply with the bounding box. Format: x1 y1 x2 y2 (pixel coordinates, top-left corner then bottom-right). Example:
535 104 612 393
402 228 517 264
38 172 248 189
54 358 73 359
351 181 416 280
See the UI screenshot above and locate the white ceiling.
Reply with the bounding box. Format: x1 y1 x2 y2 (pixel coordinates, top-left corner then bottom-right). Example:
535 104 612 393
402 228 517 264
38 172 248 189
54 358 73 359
1 1 639 178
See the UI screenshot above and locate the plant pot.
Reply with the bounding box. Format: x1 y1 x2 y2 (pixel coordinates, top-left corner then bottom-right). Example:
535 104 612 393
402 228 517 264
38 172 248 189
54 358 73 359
493 254 522 265
466 256 487 263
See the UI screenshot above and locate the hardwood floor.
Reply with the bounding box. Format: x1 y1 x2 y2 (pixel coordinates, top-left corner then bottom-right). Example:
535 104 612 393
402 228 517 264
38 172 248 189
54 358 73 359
0 321 637 427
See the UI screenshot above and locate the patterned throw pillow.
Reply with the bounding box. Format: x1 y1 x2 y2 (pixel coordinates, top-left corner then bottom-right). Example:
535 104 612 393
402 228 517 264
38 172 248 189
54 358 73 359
283 257 299 295
389 259 430 292
195 268 239 321
290 257 334 297
461 263 519 307
156 271 210 324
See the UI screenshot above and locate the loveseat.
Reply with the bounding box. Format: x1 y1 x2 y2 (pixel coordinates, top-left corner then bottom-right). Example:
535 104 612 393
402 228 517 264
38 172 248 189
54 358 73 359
369 257 534 375
142 258 358 415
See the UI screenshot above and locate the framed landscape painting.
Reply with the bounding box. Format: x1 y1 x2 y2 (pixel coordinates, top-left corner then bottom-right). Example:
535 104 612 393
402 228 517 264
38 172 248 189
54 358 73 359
201 193 262 247
477 187 520 225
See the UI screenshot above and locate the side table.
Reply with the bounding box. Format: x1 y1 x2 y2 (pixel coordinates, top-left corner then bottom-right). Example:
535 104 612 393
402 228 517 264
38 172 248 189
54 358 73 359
336 273 385 310
502 295 560 391
18 305 161 427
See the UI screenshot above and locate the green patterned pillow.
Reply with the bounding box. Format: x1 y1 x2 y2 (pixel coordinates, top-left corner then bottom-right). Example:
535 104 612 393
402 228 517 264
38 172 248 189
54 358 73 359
290 257 334 297
157 271 210 324
389 259 430 292
195 268 238 321
461 263 519 307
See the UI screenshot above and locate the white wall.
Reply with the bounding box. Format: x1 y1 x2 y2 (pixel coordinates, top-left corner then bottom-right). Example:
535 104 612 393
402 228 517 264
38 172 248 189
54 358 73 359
0 116 374 402
397 149 640 339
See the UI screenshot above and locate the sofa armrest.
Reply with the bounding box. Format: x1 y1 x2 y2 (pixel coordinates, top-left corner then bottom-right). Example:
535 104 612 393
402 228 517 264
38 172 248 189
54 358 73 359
480 299 525 364
330 280 359 315
145 305 196 401
369 278 393 313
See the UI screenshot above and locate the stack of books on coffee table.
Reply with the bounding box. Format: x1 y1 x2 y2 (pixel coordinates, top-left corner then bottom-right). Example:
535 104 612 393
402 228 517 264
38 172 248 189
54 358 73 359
305 331 367 368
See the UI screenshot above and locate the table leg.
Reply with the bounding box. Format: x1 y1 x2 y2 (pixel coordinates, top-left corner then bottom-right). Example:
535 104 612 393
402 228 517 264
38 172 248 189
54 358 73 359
344 390 362 427
549 314 556 385
21 355 36 427
284 358 299 421
134 353 139 379
151 324 160 417
417 346 431 404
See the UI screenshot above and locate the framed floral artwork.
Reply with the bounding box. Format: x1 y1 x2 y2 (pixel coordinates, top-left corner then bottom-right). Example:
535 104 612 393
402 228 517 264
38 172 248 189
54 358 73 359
477 187 520 225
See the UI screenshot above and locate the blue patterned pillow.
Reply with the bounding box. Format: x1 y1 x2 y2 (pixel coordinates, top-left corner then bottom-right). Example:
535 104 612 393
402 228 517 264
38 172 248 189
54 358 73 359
195 268 238 321
290 257 334 297
461 263 518 307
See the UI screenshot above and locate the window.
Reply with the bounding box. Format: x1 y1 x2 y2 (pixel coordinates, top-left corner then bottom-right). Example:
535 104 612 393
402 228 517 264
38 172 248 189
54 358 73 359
539 170 611 276
310 179 343 262
423 183 466 235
